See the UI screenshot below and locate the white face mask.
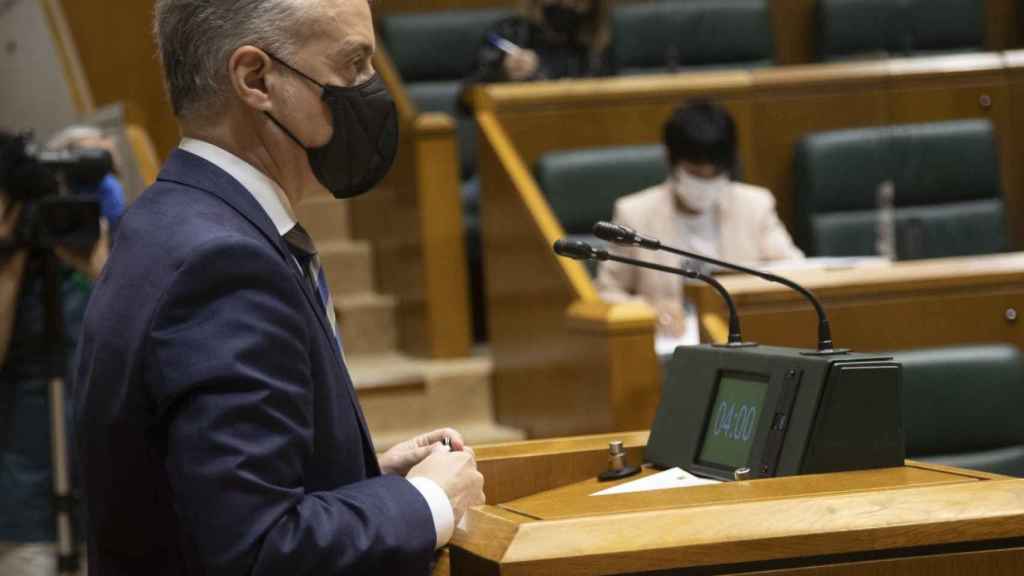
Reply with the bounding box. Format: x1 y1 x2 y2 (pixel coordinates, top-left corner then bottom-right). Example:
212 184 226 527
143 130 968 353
673 167 728 213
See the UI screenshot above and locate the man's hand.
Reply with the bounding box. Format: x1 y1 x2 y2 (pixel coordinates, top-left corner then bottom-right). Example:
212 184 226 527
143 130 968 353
54 219 110 282
379 428 466 476
502 48 540 81
408 445 485 527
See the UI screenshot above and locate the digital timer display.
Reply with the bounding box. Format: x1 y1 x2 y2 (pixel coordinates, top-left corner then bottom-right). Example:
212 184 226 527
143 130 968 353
697 372 769 470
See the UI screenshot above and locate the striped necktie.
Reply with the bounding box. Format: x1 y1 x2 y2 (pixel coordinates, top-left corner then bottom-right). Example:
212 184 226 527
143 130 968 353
283 224 340 349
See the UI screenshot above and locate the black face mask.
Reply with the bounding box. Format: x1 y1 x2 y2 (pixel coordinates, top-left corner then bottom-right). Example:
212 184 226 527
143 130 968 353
264 53 398 199
543 4 587 39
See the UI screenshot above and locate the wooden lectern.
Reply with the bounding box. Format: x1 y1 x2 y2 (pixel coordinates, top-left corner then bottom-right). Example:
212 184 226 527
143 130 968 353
439 432 1024 575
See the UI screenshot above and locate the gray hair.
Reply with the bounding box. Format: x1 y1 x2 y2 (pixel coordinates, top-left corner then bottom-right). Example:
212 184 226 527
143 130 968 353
154 0 313 119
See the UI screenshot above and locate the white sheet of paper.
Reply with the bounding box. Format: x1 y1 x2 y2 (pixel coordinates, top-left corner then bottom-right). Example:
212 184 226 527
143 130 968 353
591 467 720 496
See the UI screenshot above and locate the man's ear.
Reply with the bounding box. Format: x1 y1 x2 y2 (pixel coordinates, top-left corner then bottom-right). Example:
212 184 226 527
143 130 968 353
228 46 274 113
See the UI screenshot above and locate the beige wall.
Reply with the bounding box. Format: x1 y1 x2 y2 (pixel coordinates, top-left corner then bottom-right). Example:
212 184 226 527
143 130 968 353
0 0 81 139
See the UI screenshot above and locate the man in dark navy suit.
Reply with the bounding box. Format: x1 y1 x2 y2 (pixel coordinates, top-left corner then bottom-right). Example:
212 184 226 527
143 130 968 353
72 0 484 574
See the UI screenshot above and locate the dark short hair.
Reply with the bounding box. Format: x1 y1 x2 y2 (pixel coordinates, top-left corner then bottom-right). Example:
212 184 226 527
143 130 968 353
663 100 737 171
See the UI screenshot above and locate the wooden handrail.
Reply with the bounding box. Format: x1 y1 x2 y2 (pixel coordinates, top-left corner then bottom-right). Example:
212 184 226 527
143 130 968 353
475 110 598 302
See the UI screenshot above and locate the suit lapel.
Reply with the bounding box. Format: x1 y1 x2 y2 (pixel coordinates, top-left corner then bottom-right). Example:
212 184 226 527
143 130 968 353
157 150 378 464
157 150 340 359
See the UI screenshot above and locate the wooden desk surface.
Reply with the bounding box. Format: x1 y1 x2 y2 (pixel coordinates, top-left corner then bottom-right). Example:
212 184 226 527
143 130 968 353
501 463 982 521
452 462 1024 575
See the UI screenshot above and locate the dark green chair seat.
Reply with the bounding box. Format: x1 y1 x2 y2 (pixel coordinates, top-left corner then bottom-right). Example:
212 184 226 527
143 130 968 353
611 0 774 74
895 345 1024 477
794 119 1007 258
816 0 984 61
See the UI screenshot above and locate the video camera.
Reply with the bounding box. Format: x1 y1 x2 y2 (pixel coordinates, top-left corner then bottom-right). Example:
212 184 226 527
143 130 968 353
1 132 108 252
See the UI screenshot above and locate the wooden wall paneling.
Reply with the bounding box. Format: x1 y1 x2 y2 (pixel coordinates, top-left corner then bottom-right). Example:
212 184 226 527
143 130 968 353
737 286 1024 351
771 0 818 66
566 301 659 433
691 254 1024 352
987 0 1021 51
477 72 753 167
885 54 1019 246
473 430 649 504
736 548 1024 576
60 0 178 158
1006 50 1024 248
746 62 890 230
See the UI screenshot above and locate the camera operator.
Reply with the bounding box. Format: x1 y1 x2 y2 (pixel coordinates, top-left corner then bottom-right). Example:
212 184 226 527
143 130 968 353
0 127 123 576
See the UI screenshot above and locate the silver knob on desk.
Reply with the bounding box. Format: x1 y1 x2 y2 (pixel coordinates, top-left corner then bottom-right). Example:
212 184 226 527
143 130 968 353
598 440 641 482
734 467 752 481
608 440 627 472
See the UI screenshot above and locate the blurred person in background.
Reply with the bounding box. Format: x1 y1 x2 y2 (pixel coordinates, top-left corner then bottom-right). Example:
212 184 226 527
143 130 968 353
0 126 123 576
469 0 612 83
597 100 803 341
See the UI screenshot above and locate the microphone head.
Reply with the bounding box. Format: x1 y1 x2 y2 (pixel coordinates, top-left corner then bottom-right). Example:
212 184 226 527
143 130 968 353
592 221 633 244
553 238 596 260
594 221 661 250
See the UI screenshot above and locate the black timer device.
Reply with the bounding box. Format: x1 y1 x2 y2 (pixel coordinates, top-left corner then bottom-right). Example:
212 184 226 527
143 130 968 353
646 345 905 481
553 223 907 482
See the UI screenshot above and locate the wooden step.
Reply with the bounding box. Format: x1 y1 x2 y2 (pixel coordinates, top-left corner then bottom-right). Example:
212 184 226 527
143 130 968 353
296 195 350 242
350 353 526 450
335 293 397 356
320 240 375 296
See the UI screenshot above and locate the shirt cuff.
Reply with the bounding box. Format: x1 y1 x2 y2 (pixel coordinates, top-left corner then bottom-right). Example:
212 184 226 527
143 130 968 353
407 476 454 549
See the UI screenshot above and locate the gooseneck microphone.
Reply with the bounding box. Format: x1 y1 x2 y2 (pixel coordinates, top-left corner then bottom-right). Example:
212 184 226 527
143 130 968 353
553 239 751 347
592 222 846 355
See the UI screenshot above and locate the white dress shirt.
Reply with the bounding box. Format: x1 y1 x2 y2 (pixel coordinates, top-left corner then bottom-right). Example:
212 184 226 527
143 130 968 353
178 138 455 549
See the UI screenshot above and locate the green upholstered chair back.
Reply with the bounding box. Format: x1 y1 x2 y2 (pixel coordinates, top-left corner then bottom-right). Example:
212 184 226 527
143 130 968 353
611 0 774 75
815 0 985 61
378 9 513 82
896 345 1024 477
793 119 1007 258
379 9 513 181
535 145 668 237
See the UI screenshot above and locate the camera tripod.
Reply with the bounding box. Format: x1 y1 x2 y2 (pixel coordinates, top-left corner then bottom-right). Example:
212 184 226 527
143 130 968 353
41 249 80 575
